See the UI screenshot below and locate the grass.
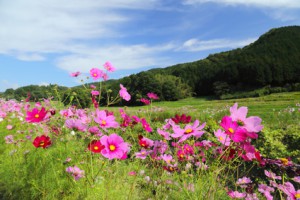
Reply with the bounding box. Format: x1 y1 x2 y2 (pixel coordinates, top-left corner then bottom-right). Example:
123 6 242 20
0 91 299 199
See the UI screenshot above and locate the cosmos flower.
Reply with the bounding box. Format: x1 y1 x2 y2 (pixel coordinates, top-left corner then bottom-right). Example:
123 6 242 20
90 68 103 80
94 109 119 129
32 135 52 148
100 133 130 160
26 107 47 123
119 84 131 101
147 92 159 100
88 140 104 153
66 166 84 181
70 71 81 77
103 61 116 72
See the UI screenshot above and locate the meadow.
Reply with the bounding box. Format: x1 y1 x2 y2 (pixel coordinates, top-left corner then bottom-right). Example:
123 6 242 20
0 75 299 199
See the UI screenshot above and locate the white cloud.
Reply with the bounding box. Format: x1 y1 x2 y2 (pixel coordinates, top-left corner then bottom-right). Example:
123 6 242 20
178 38 257 52
0 0 159 55
56 43 176 72
38 82 50 86
0 80 19 92
16 53 46 61
182 0 300 9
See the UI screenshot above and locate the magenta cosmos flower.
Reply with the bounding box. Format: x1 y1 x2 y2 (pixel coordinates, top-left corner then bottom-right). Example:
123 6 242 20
147 92 159 100
171 120 206 143
103 61 116 72
100 133 130 160
94 109 119 129
90 68 103 80
220 116 248 143
119 84 131 101
26 107 47 123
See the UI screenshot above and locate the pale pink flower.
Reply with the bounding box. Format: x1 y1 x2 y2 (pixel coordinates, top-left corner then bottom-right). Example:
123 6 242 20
65 119 88 132
236 177 252 186
214 129 231 146
70 71 81 77
227 190 246 198
135 149 151 159
90 84 96 89
157 128 171 140
5 135 14 144
264 170 282 180
6 125 13 130
94 109 119 129
103 61 116 72
66 166 84 180
171 120 206 143
119 84 131 101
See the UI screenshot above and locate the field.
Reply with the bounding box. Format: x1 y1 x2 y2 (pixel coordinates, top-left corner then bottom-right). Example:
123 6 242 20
0 92 299 200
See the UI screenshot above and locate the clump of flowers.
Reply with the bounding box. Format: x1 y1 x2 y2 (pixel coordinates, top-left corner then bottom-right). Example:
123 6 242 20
66 166 85 181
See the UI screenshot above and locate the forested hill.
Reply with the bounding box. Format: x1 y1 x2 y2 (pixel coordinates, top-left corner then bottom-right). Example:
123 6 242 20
148 25 300 96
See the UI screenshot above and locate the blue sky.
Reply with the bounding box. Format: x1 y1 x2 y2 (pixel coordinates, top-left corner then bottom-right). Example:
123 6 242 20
1 0 300 92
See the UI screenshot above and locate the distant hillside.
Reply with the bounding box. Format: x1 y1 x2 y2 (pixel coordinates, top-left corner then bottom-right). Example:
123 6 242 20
148 25 300 96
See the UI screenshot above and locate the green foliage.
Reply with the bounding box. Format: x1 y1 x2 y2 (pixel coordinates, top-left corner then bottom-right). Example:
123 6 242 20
62 88 91 108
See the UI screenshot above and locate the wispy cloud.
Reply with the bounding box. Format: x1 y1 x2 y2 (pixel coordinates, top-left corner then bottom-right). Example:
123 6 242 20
56 43 176 72
178 38 257 52
0 80 19 92
182 0 300 9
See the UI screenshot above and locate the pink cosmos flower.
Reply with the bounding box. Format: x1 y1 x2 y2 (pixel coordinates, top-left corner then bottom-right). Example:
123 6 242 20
100 133 130 160
147 92 159 100
66 166 84 180
214 129 231 146
264 170 282 180
171 120 206 143
60 108 74 118
141 118 152 132
6 125 13 130
161 154 173 165
103 61 116 72
277 182 300 200
65 119 88 132
258 184 275 200
94 109 119 129
90 68 103 80
135 149 151 159
236 177 252 186
91 90 100 96
26 107 47 123
90 84 96 89
5 135 14 144
140 98 150 105
88 126 103 136
119 84 131 101
70 71 81 77
293 176 300 184
230 103 263 134
227 190 246 199
157 128 171 140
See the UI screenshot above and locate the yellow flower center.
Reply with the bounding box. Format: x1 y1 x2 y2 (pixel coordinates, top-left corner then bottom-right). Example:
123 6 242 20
280 158 289 166
184 128 193 134
109 145 116 151
228 128 234 133
180 154 184 158
93 73 98 77
94 146 99 150
39 142 44 146
295 193 300 198
101 120 106 126
219 136 224 141
35 114 39 118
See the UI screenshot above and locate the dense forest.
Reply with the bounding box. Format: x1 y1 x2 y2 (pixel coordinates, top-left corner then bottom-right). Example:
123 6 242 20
1 26 300 107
